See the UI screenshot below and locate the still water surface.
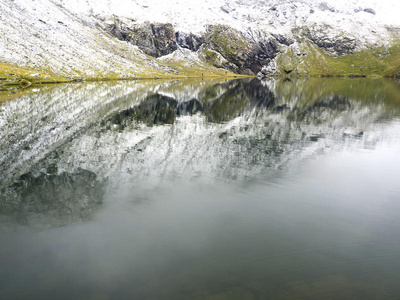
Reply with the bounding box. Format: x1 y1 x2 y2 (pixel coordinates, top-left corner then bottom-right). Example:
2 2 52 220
1 78 400 299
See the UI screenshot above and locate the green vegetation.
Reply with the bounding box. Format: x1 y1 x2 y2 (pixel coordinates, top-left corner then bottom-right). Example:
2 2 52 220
0 58 245 102
276 41 400 77
205 25 251 58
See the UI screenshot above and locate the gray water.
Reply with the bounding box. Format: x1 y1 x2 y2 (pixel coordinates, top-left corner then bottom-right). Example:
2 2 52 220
1 78 400 299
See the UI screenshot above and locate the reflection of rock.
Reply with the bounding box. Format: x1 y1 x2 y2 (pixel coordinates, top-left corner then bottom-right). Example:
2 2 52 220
242 78 276 108
2 78 398 228
1 168 104 227
109 94 178 128
205 87 250 123
177 99 203 116
294 95 352 124
105 79 278 126
108 94 203 128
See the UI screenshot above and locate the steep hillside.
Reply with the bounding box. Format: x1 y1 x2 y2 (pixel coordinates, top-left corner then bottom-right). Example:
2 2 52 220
1 0 400 85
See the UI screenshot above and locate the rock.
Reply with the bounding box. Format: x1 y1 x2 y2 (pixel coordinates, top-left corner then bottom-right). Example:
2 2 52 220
20 79 32 86
176 32 204 51
199 47 238 71
203 25 281 75
318 2 335 13
204 24 252 73
271 33 295 46
303 25 357 55
220 6 229 14
130 22 177 57
258 61 279 76
247 39 279 72
364 8 376 15
104 17 177 57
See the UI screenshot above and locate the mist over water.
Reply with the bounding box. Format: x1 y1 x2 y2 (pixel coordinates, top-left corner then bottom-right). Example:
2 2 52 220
1 78 400 299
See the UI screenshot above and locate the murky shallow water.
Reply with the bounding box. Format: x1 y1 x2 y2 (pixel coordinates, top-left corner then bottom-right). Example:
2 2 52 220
1 78 400 299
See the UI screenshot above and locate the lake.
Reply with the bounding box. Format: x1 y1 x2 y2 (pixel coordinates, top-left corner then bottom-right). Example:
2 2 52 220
1 77 400 299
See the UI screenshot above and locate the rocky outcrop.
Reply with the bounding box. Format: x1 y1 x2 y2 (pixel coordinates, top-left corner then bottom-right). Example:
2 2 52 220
176 32 204 51
99 15 398 77
134 22 177 57
104 17 177 57
301 25 357 55
259 61 280 76
246 39 280 73
201 25 282 75
201 25 252 74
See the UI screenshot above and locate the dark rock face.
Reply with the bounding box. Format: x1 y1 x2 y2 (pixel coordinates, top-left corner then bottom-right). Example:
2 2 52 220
203 24 252 74
364 8 376 15
271 33 294 46
202 25 281 75
103 17 365 74
246 39 279 73
126 22 178 57
313 36 356 55
146 23 178 56
104 18 177 57
104 19 283 74
303 26 357 55
176 32 204 51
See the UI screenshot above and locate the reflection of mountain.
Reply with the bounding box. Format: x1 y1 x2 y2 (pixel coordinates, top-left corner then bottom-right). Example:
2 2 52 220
32 79 400 186
0 79 233 187
106 78 277 126
1 78 399 224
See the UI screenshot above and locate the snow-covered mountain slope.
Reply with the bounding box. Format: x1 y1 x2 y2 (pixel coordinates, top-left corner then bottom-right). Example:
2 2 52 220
59 0 400 41
0 0 400 82
0 0 233 83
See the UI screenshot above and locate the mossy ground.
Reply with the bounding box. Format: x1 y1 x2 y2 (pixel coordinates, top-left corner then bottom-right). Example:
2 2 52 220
276 41 400 77
0 58 248 102
0 63 68 84
206 25 251 57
